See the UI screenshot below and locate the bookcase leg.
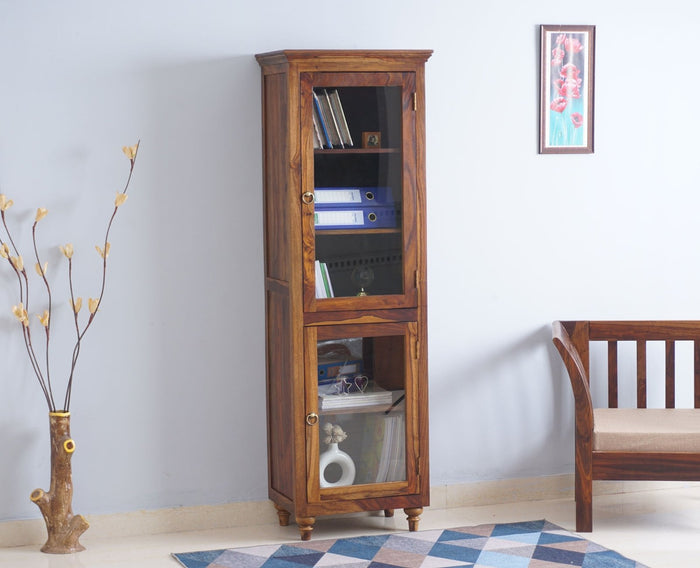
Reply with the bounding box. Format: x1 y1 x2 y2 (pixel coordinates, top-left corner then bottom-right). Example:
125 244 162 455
404 507 422 531
296 516 315 541
384 509 394 517
274 504 291 526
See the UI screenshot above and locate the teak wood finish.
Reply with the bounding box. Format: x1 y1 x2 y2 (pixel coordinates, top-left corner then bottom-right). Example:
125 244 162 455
256 50 431 540
552 320 700 532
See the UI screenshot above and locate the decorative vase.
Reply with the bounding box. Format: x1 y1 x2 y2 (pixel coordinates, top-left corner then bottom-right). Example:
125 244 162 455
319 442 356 488
30 412 89 554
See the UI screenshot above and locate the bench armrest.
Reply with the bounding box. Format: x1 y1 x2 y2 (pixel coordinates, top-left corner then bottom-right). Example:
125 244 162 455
552 321 593 431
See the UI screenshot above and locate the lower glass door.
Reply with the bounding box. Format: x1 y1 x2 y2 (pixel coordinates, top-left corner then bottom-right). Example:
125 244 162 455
305 322 418 501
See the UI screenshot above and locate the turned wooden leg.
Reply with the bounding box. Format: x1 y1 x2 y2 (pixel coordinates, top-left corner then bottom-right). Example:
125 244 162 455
296 516 315 541
384 509 394 517
404 507 422 531
274 504 290 526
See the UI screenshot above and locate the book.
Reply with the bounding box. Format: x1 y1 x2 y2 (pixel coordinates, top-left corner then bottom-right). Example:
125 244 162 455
311 112 324 149
312 92 332 148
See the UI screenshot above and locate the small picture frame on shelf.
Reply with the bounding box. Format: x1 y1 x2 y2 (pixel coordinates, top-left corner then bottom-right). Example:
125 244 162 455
362 131 381 148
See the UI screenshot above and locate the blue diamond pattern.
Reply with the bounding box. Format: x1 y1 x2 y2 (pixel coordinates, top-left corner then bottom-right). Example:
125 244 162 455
172 521 650 568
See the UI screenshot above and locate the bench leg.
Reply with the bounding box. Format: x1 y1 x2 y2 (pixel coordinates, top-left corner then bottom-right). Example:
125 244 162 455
575 466 592 532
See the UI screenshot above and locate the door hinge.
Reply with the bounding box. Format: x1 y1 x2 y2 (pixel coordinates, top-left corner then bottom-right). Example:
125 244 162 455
413 92 417 111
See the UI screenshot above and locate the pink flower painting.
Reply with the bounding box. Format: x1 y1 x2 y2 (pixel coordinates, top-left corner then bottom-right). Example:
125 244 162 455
541 26 594 152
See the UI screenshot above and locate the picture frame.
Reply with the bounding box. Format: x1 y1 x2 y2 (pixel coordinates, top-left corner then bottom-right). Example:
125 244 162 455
362 131 381 148
539 25 595 154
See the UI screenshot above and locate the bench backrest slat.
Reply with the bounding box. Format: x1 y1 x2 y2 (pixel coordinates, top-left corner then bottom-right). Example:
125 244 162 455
695 341 700 408
665 340 675 408
607 341 618 408
636 340 646 408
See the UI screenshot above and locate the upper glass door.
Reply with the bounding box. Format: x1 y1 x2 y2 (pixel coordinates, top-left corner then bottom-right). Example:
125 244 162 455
301 72 418 312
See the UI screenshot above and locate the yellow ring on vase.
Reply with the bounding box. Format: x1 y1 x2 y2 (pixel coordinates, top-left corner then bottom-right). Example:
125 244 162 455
50 411 71 417
30 489 44 502
63 439 76 453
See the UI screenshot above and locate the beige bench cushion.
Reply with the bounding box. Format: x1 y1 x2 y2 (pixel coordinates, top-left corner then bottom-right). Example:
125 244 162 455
593 408 700 452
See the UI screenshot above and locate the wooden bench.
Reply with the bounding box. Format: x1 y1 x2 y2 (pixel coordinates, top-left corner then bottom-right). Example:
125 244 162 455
552 320 700 532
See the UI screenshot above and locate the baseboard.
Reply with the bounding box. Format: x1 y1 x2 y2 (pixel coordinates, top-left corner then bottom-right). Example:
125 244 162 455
3 474 699 548
0 501 280 548
430 473 575 509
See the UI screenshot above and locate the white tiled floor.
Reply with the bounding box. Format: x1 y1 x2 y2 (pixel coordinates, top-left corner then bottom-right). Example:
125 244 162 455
2 485 700 567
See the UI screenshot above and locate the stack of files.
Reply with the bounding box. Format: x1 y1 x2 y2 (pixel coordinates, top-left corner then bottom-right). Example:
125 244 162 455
312 89 353 149
318 383 393 411
314 186 399 230
317 358 363 382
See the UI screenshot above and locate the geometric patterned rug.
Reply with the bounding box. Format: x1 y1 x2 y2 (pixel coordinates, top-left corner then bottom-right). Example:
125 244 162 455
172 519 649 567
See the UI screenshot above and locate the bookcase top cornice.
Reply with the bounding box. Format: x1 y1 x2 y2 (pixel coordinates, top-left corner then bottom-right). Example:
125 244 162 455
255 49 433 69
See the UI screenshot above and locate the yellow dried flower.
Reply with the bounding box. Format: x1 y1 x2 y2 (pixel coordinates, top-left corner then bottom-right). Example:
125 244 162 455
115 193 128 207
10 255 24 271
35 262 48 277
59 243 74 259
72 297 83 314
37 310 50 327
95 242 110 259
35 208 48 222
88 298 99 314
12 303 29 327
122 143 139 161
0 195 13 212
0 243 9 259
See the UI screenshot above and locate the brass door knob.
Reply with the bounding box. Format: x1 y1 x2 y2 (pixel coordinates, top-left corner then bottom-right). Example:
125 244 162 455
301 191 314 204
305 412 319 426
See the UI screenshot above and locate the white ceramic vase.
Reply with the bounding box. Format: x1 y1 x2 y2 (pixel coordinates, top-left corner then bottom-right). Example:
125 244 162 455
319 442 356 488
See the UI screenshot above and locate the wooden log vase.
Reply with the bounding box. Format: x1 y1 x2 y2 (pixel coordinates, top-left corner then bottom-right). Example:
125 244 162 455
30 412 89 553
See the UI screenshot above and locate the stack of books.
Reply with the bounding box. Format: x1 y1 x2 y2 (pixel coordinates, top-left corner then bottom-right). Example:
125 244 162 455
314 260 334 298
318 383 393 411
375 412 405 483
312 89 354 149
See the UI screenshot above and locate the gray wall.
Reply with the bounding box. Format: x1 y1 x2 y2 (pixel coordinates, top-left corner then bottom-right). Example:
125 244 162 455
1 0 699 522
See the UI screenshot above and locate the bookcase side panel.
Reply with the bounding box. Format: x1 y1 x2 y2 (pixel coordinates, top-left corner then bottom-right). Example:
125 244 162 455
262 72 291 282
265 284 295 500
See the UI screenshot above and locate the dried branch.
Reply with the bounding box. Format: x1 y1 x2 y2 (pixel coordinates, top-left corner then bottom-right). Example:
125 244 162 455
1 142 140 412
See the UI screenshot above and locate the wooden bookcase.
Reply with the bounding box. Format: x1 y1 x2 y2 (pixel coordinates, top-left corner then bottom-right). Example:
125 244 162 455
255 49 431 540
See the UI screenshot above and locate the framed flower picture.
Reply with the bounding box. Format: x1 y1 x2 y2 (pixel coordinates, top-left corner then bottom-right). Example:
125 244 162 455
539 25 595 154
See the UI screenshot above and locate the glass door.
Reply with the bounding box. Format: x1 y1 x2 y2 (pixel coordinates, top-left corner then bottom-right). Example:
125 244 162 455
300 72 418 312
304 322 419 502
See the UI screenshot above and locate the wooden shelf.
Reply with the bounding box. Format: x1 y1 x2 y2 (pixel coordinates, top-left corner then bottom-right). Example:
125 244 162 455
315 148 400 155
316 228 401 236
